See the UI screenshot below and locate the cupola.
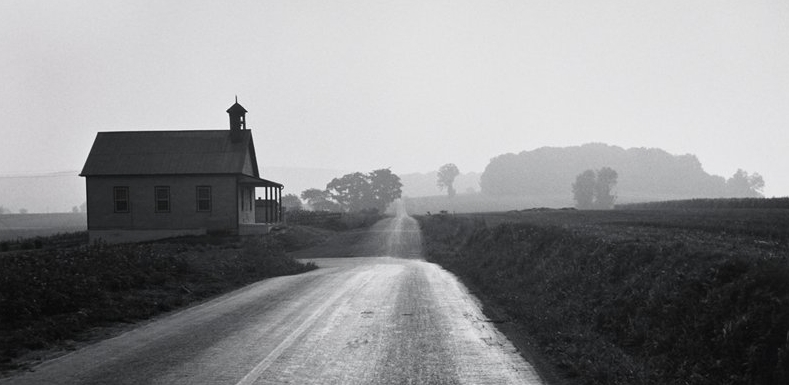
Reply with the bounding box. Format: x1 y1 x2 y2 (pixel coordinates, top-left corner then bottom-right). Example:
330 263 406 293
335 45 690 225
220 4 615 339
227 96 247 132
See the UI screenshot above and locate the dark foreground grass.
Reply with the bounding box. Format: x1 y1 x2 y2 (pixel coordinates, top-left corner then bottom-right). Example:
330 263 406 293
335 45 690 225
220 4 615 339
0 232 317 373
418 209 789 385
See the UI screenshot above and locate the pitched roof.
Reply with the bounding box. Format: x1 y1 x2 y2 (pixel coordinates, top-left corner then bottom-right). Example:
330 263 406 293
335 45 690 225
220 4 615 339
80 130 261 177
226 102 247 114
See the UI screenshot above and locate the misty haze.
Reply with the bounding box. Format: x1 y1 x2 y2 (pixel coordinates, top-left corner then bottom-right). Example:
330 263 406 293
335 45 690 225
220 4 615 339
2 1 788 384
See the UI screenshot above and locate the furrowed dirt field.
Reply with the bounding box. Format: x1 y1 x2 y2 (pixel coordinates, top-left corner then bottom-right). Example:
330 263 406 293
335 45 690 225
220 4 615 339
417 208 789 385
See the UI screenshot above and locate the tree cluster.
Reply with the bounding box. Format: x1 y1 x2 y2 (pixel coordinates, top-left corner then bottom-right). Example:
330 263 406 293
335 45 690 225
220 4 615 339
280 194 303 211
437 163 460 198
573 167 618 209
301 169 402 213
725 169 764 197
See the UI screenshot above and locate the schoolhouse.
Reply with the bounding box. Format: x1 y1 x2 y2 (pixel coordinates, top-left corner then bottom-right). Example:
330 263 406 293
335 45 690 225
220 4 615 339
80 100 283 243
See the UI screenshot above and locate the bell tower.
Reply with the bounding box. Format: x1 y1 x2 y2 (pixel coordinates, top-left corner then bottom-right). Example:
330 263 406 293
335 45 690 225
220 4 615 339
227 96 248 135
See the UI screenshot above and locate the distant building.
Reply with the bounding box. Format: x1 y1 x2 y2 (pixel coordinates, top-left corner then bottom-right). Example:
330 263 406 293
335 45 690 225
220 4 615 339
80 100 283 243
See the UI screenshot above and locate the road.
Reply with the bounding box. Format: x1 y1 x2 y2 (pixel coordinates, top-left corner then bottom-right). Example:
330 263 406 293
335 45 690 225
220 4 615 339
3 206 544 384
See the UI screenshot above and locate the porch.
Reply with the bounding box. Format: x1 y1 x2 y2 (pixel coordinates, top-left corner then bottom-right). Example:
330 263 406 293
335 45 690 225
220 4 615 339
237 175 284 225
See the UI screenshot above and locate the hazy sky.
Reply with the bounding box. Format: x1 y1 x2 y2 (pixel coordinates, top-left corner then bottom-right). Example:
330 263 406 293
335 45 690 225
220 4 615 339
2 0 788 197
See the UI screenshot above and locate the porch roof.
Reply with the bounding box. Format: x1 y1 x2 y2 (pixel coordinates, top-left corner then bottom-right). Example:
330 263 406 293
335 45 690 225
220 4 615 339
237 175 283 188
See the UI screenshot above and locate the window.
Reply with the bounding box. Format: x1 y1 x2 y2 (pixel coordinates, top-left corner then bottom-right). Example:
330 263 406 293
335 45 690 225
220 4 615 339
196 186 211 212
114 187 129 213
155 186 170 212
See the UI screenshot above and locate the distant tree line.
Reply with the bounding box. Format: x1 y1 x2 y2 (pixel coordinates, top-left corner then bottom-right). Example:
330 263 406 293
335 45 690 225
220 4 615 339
480 143 765 199
71 202 87 213
299 169 402 213
0 206 27 214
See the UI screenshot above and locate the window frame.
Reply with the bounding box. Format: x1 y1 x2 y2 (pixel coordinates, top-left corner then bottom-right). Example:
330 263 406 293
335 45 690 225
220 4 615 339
196 186 212 212
154 186 170 213
113 186 130 213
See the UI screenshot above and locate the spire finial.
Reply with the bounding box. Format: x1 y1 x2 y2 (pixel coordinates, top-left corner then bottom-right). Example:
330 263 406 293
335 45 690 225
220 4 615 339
235 95 238 103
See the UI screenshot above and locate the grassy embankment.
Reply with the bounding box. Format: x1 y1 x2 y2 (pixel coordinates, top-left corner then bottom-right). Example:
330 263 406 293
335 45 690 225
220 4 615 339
418 205 789 385
0 211 383 373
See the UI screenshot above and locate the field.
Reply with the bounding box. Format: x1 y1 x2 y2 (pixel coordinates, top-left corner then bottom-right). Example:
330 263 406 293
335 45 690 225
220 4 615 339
0 229 325 373
417 207 789 385
0 213 87 242
404 194 573 215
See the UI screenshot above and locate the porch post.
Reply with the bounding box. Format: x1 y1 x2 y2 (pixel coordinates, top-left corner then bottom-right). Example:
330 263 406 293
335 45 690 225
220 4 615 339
265 186 270 223
277 187 282 222
274 186 279 222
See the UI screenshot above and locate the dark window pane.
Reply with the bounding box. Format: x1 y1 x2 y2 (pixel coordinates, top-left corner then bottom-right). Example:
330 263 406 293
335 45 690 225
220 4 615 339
155 187 170 212
114 187 129 213
196 186 211 212
156 188 169 200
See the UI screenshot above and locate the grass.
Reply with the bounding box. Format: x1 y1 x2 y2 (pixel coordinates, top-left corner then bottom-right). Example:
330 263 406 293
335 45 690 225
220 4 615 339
0 230 319 373
417 208 789 385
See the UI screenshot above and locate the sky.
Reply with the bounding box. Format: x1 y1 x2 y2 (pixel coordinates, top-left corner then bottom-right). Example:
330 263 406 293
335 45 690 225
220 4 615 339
1 0 788 203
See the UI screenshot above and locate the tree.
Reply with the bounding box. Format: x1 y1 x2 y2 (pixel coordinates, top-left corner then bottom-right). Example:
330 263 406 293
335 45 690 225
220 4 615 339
19 208 28 214
0 206 10 214
300 188 339 211
325 169 402 213
437 163 460 198
326 172 372 212
368 168 402 212
573 167 618 209
594 167 618 209
726 169 765 197
281 194 303 211
572 170 596 209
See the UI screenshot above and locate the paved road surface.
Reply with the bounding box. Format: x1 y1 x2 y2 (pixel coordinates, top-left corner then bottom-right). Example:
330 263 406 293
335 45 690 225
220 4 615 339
3 206 544 384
